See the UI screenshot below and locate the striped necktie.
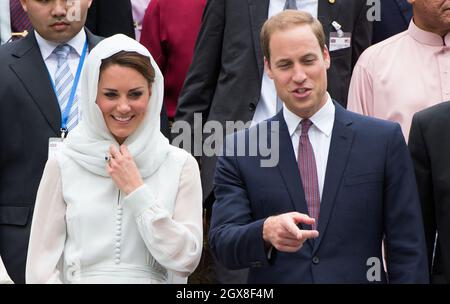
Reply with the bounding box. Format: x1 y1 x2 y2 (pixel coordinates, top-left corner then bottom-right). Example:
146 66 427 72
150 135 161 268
298 119 320 230
284 0 298 10
10 0 32 34
53 44 79 132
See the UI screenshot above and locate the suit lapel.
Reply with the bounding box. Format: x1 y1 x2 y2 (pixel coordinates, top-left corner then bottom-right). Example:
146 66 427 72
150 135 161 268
247 0 269 79
10 32 61 135
85 28 103 51
313 103 354 253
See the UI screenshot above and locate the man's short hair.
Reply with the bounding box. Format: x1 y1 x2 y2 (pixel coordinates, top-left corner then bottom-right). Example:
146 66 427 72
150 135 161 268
260 10 326 63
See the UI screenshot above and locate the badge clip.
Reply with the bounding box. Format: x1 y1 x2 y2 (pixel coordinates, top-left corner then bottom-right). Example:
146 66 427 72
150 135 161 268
60 128 67 140
331 21 344 38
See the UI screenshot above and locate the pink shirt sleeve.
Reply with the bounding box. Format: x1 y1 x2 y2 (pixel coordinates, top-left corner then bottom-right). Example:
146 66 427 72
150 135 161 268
347 55 375 116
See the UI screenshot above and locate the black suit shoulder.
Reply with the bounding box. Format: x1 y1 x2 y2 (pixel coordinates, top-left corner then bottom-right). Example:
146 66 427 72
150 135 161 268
413 101 450 124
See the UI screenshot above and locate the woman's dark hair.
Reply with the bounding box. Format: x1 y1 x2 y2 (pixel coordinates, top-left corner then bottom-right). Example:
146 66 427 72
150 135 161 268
100 51 155 86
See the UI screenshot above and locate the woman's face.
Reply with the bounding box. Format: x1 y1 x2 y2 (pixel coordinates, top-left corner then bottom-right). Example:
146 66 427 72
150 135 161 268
96 64 151 144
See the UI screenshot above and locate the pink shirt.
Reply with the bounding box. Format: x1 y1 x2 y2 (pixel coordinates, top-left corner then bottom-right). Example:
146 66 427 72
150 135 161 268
131 0 151 41
347 20 450 139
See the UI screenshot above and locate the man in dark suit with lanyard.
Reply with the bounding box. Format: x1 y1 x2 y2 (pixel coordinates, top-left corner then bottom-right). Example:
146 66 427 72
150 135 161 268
0 0 101 283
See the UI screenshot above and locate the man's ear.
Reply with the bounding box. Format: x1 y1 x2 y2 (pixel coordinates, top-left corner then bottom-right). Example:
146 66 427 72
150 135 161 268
323 45 331 70
264 57 273 79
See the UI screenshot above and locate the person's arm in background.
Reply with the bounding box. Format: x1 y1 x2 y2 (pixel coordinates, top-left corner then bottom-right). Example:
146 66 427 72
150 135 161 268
140 0 166 73
174 0 225 141
384 124 429 283
347 51 374 116
351 1 373 68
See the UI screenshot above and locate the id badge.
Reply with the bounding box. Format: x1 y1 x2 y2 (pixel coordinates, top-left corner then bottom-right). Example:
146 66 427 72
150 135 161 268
329 32 352 52
48 138 65 159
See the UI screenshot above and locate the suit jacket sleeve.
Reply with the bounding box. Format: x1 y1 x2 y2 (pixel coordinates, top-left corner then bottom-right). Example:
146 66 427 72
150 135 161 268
351 3 373 69
384 124 429 283
408 114 436 273
85 0 135 38
26 158 66 284
140 0 166 72
209 135 270 270
174 0 224 132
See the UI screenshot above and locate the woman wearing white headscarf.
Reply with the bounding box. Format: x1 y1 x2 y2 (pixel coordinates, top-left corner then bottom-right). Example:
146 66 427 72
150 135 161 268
25 34 203 284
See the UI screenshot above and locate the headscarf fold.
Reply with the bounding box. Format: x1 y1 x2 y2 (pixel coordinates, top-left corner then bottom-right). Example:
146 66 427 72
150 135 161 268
63 34 170 178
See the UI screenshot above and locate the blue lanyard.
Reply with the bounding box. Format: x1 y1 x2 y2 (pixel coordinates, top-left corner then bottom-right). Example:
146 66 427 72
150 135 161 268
49 39 88 137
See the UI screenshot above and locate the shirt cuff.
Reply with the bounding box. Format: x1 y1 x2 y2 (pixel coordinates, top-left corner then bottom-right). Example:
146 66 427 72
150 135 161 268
123 184 157 217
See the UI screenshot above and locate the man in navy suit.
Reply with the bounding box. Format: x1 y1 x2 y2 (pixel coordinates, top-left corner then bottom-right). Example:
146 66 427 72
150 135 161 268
209 10 429 283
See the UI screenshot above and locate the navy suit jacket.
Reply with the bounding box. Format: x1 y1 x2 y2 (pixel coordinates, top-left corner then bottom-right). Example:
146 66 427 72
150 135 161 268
209 103 429 283
372 0 412 44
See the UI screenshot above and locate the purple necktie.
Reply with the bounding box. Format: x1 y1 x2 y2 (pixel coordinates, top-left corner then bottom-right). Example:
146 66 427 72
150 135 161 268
298 119 320 230
10 0 32 34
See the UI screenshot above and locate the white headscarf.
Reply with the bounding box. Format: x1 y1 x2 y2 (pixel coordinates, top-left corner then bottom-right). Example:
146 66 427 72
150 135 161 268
63 34 170 178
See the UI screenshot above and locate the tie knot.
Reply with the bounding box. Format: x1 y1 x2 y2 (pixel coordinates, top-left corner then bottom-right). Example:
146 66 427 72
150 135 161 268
54 44 71 62
284 0 298 10
301 119 313 135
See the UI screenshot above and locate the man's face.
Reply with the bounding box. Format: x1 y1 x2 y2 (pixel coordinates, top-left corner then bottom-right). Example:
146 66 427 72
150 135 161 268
409 0 450 36
20 0 92 43
265 24 330 119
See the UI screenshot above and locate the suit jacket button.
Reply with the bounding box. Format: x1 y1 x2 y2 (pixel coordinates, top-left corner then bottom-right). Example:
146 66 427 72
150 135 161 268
312 256 320 265
248 103 256 111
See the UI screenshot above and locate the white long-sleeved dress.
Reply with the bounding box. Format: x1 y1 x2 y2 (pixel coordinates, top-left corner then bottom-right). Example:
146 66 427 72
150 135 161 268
26 148 203 284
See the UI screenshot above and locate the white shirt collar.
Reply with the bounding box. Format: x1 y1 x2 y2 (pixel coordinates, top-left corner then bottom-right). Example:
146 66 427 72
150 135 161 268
35 28 87 60
283 93 335 137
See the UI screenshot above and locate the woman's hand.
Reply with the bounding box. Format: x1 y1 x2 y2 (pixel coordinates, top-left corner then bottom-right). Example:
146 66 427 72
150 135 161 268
107 144 144 195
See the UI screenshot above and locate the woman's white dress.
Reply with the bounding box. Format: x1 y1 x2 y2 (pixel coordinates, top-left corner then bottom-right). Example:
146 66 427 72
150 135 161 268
26 148 203 284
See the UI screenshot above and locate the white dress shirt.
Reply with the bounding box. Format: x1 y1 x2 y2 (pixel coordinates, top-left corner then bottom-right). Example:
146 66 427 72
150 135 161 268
35 29 87 122
131 0 151 41
283 94 334 199
0 0 11 45
252 0 319 125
